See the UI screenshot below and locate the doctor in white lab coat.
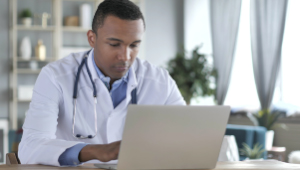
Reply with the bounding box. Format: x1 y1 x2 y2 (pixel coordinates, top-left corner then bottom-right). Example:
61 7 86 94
18 0 185 166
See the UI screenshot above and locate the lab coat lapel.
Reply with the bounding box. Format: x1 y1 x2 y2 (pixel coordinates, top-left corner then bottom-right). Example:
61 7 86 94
113 60 138 112
74 49 114 117
125 64 138 104
73 48 100 90
86 49 114 109
106 62 138 143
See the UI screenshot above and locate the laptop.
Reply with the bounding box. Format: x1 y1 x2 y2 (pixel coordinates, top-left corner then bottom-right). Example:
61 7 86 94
94 105 230 170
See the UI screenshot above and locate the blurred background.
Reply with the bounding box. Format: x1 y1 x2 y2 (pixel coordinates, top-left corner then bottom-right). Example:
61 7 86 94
0 0 300 164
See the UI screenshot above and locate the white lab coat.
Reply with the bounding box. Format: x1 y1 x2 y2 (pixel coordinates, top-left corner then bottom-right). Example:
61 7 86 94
18 49 186 166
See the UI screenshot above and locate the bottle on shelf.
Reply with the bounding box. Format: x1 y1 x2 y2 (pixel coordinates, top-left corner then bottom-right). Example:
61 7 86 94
35 39 46 61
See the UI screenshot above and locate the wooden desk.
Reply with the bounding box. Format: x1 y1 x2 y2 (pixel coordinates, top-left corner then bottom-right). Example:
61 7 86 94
0 160 300 170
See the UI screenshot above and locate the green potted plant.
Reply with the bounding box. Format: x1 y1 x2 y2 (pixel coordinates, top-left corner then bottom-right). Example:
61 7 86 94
240 142 265 160
19 9 33 27
248 109 282 150
167 46 217 104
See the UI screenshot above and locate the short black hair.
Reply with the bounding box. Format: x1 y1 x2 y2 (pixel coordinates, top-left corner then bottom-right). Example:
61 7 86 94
92 0 145 35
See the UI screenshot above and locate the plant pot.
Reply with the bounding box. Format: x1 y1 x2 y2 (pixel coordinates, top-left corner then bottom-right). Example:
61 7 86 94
22 17 32 27
265 130 274 150
244 157 264 161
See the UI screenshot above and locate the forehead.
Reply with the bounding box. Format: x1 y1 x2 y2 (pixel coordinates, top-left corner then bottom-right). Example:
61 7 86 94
97 15 144 41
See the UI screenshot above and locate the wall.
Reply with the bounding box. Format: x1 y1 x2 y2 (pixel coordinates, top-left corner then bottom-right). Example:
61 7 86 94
0 0 9 118
143 0 184 68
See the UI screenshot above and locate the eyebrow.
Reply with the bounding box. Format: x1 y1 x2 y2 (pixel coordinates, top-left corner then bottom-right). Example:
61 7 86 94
107 38 141 43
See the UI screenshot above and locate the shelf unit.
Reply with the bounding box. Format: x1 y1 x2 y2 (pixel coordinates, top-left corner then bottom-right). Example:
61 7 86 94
9 0 102 130
9 0 142 130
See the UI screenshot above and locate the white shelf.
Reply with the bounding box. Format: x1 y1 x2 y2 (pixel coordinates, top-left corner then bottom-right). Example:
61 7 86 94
63 26 91 32
17 69 41 74
17 25 55 31
18 99 31 102
17 57 55 62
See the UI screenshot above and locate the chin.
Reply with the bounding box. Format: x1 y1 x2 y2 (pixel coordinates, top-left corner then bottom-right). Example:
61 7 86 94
112 73 126 80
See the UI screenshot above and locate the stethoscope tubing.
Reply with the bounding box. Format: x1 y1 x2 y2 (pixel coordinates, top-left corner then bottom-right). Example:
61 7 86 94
72 50 98 139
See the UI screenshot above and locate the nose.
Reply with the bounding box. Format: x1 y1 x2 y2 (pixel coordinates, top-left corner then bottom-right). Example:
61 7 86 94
117 47 131 61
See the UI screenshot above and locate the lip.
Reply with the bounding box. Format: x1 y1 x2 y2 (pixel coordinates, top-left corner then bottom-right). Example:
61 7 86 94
114 66 128 72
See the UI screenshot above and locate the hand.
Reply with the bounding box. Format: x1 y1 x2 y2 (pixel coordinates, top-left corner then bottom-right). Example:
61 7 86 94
79 141 121 162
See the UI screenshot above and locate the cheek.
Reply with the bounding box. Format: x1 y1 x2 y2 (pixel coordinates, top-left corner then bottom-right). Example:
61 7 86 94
130 49 139 59
98 46 115 61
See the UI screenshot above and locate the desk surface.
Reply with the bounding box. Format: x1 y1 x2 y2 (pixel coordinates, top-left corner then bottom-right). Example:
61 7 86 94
1 160 300 170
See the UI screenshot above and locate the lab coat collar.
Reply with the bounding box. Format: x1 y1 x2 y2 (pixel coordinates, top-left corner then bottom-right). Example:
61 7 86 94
116 64 138 110
87 48 99 81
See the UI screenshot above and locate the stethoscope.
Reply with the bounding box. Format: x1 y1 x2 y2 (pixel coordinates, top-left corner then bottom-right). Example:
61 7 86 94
72 50 137 139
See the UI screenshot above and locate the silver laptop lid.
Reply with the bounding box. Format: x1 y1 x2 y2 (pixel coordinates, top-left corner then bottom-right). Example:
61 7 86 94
117 105 230 170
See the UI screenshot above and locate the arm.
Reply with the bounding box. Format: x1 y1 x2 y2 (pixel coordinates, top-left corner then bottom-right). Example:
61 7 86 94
58 143 88 166
79 141 121 162
19 67 121 166
58 141 121 166
165 75 187 105
18 67 84 166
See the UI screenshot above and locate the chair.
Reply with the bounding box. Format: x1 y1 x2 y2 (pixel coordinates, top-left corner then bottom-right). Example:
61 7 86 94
225 124 267 160
6 153 20 165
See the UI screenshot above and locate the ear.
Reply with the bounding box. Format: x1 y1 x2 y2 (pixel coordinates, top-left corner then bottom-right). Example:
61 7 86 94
87 30 96 48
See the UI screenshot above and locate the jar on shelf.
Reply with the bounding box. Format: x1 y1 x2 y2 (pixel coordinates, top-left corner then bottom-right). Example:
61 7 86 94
35 39 46 61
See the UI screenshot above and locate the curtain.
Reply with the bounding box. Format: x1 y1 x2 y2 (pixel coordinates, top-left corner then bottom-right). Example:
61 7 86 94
250 0 288 109
210 0 242 105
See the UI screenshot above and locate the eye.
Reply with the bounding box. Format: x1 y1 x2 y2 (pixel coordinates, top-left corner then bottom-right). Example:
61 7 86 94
130 44 138 48
110 43 120 47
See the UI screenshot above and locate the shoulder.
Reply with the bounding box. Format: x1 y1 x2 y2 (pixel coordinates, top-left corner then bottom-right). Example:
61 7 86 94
133 58 171 85
42 51 85 79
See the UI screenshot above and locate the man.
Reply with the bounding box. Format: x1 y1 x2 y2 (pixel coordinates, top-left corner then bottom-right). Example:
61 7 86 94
19 0 185 166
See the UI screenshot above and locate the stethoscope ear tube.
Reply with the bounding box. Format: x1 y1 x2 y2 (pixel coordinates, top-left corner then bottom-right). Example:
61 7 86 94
84 56 97 97
73 57 87 99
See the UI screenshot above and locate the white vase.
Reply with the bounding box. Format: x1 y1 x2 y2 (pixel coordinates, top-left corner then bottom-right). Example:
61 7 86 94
19 37 32 60
80 4 92 28
22 17 32 27
265 130 274 150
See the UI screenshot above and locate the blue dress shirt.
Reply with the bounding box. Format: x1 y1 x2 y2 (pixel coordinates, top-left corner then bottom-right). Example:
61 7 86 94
58 51 129 166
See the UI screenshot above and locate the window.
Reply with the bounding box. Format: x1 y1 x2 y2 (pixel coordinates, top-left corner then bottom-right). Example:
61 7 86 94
225 0 300 114
275 0 300 114
223 0 260 110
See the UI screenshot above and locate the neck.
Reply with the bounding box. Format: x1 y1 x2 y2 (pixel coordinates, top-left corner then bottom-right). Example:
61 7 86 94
109 79 117 87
